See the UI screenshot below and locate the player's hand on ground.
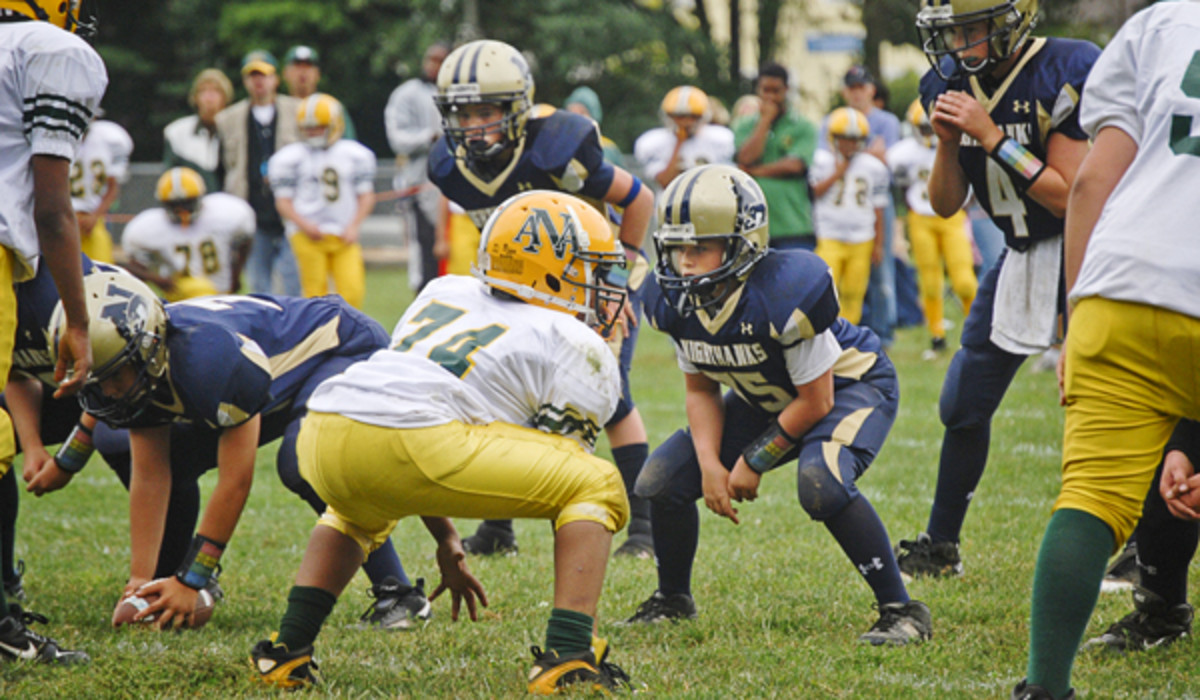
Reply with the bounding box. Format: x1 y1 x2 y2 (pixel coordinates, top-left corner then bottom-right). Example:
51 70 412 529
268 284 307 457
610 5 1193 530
430 539 488 621
1161 450 1200 521
700 463 739 524
728 458 761 503
53 325 91 398
135 577 198 630
24 452 74 496
932 91 1000 149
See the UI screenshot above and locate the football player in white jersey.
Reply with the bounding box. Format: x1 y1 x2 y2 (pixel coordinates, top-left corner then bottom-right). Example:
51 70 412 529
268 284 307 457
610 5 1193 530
122 166 254 300
251 190 632 694
70 116 131 263
809 107 890 324
1018 3 1200 698
887 100 976 359
0 0 106 665
634 85 736 189
269 94 375 309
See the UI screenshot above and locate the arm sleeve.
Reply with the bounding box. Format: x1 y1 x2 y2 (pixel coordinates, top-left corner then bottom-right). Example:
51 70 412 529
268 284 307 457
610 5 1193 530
104 123 134 181
784 329 841 386
352 146 376 194
869 162 891 207
266 150 298 198
574 124 616 199
1165 419 1200 468
1079 25 1142 143
24 39 108 161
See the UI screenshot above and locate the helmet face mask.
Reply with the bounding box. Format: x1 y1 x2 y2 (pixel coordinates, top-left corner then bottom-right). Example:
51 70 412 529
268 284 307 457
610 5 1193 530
435 40 534 176
653 164 769 317
50 272 169 427
473 190 627 335
826 106 871 158
916 0 1038 81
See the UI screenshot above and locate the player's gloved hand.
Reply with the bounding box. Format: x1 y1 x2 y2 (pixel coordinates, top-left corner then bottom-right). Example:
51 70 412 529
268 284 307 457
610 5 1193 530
430 537 489 621
135 576 198 630
728 458 762 503
700 462 739 525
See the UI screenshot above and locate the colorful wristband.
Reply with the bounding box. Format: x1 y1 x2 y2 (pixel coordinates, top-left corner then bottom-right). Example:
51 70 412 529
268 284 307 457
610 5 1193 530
989 135 1046 190
175 534 226 590
54 423 95 474
742 419 800 474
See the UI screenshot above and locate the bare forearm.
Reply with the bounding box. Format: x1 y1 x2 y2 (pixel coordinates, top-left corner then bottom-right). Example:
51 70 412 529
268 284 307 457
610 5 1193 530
736 124 770 167
928 144 969 217
196 418 260 544
5 377 45 453
685 383 725 469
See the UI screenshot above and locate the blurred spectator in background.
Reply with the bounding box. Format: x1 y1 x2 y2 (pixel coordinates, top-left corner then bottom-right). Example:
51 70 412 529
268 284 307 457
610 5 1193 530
385 41 450 292
215 49 301 295
564 86 625 167
163 68 233 194
71 112 132 264
283 46 357 140
735 62 818 251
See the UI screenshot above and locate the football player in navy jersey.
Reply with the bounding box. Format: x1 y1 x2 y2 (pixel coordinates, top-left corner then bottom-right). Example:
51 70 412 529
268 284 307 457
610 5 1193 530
894 0 1100 580
52 275 429 630
624 164 931 646
428 39 657 558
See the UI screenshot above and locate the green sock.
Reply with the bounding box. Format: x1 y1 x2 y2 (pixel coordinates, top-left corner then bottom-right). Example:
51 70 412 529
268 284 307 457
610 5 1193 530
1027 509 1114 698
276 585 338 651
544 608 594 656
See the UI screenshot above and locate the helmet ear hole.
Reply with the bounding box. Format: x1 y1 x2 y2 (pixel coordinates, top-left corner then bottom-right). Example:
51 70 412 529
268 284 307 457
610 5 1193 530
544 274 561 293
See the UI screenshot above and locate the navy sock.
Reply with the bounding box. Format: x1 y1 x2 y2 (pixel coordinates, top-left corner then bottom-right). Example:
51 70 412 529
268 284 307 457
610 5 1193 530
824 496 909 605
613 443 652 536
651 499 698 596
927 422 990 543
361 538 410 587
1136 481 1198 605
276 585 338 651
0 470 16 584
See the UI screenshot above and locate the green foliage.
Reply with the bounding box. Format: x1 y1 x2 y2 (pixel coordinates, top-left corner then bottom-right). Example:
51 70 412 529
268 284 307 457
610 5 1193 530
91 0 735 162
1 267 1196 698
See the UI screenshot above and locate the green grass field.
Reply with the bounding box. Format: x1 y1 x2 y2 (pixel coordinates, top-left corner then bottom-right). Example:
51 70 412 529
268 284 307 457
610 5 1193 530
2 267 1196 699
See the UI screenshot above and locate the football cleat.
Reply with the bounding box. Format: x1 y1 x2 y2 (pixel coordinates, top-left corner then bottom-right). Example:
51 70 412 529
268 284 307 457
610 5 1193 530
922 337 948 362
612 534 654 560
1099 541 1139 593
0 607 89 665
357 577 432 631
895 533 963 581
624 591 697 624
527 640 630 695
4 560 26 603
1011 679 1075 700
1083 587 1193 652
858 600 933 646
461 522 519 556
250 636 320 689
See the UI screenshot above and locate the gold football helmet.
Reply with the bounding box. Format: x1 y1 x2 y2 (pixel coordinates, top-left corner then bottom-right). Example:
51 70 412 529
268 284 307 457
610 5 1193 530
660 85 711 128
474 190 627 334
653 164 769 316
49 271 169 427
916 0 1038 81
155 167 206 226
906 99 935 144
0 0 95 36
826 107 871 149
297 93 345 149
435 40 534 172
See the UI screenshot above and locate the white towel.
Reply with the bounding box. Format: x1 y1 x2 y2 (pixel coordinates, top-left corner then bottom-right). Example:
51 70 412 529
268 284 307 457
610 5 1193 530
990 237 1062 355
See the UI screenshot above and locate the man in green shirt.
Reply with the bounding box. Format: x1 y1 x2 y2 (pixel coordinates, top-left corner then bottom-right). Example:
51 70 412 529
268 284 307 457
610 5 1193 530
735 62 818 250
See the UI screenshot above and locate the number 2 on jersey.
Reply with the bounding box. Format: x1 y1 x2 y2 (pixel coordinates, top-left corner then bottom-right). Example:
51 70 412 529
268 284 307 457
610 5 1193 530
1170 50 1200 157
393 301 507 378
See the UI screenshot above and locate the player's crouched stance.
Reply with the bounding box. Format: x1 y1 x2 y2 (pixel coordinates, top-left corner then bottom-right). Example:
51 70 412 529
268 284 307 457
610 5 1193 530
251 190 633 693
626 165 931 645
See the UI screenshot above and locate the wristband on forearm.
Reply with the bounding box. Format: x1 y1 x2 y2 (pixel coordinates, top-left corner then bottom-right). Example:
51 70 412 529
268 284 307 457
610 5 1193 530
742 419 800 474
175 534 226 590
988 135 1046 190
54 422 94 474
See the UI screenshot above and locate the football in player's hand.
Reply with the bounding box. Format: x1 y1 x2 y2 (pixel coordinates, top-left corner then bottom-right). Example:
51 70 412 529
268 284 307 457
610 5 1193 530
112 583 216 629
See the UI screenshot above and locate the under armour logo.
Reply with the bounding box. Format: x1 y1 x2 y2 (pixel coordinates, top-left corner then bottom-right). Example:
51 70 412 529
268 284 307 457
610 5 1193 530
517 182 533 191
741 322 753 335
857 557 884 576
1013 100 1031 114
